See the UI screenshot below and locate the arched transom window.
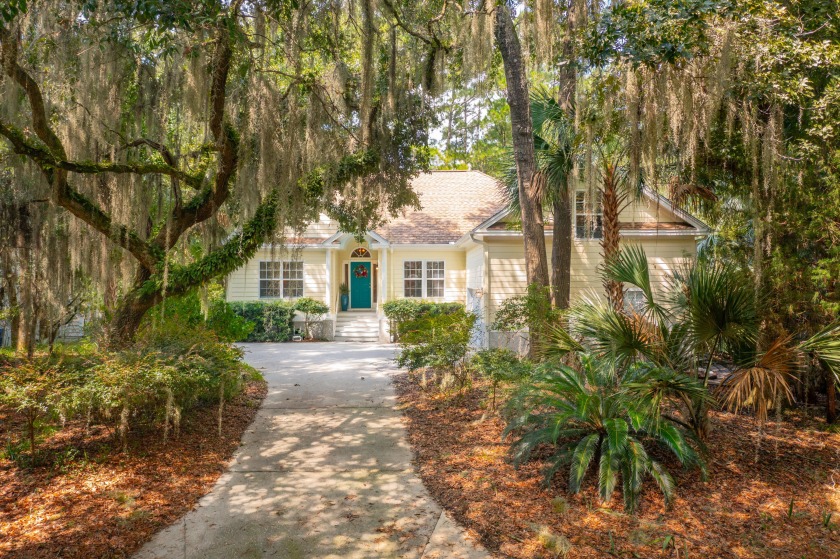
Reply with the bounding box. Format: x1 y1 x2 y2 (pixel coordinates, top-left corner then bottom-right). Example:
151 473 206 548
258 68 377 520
351 247 371 258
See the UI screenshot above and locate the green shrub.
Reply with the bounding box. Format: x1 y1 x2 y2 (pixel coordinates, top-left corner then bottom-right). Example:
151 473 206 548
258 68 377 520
505 354 706 512
230 301 296 342
0 358 74 462
0 321 250 461
152 283 254 342
383 300 464 341
294 297 330 339
396 308 476 390
470 348 531 410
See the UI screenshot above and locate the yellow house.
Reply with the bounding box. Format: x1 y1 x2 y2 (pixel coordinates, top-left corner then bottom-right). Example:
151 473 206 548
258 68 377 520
225 170 708 343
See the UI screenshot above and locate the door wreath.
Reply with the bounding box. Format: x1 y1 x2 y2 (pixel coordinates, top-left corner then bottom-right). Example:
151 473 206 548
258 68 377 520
353 264 369 279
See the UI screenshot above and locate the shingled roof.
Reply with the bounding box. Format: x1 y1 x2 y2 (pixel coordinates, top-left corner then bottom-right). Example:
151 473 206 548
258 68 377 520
375 170 506 244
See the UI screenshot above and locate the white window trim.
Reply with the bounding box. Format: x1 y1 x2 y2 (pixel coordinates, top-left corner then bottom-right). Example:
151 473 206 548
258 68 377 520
258 260 304 299
624 287 647 313
574 190 604 240
403 260 446 299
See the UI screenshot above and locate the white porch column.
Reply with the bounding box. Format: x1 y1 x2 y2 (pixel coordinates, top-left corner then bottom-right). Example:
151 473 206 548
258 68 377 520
325 250 332 308
381 248 388 310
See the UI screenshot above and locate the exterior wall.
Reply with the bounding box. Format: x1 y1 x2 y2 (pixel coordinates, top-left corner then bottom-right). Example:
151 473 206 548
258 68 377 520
226 247 329 304
465 245 484 291
485 236 697 323
385 248 467 303
618 195 683 223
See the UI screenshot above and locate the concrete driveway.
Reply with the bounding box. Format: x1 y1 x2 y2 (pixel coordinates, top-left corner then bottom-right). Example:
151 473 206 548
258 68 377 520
134 342 488 559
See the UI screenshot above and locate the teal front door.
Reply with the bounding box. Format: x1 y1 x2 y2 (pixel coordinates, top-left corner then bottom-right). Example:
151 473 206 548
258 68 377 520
350 262 372 309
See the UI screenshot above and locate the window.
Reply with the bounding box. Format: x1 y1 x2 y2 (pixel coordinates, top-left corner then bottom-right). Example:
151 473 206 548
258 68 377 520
624 288 647 313
404 260 445 298
283 261 304 298
575 191 603 239
259 261 303 298
351 247 371 258
403 261 423 297
426 261 445 297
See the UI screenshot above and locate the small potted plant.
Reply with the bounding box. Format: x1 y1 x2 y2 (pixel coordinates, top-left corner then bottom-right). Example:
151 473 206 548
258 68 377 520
339 282 350 311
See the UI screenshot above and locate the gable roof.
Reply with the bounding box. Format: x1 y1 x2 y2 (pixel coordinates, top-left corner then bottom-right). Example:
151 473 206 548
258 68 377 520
374 170 506 244
472 187 709 238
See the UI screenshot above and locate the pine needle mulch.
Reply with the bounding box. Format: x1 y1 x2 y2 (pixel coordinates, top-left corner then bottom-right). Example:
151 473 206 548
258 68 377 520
394 374 840 559
0 380 267 559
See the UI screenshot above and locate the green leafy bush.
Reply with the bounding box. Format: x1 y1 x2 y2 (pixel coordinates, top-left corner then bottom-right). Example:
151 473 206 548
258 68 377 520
230 301 296 342
383 300 464 341
396 308 476 390
505 354 706 512
470 348 531 410
0 358 73 461
153 283 254 342
294 297 330 339
0 321 251 462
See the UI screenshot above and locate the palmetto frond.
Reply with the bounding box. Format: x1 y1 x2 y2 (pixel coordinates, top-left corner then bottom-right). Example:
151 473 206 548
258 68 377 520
799 322 840 386
504 354 704 512
669 260 758 354
571 300 657 364
602 245 668 323
718 336 797 423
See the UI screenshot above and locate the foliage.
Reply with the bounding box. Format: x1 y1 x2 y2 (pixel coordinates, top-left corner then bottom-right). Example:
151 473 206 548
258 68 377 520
395 308 477 390
383 300 464 341
492 283 560 353
0 319 249 463
0 0 435 345
293 297 329 340
543 245 840 437
152 283 254 342
505 354 706 512
0 357 71 460
229 301 296 342
470 348 531 410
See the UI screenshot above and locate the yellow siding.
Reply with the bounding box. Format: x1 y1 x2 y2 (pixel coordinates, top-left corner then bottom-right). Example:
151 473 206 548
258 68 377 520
226 248 328 303
466 245 484 290
487 237 696 321
618 195 683 224
386 249 466 303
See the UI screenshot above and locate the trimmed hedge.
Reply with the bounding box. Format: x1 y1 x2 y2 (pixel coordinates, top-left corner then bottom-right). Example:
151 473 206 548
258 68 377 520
382 300 465 341
229 301 296 342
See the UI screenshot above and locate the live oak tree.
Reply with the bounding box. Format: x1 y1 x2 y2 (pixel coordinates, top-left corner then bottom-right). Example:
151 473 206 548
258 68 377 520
0 0 433 347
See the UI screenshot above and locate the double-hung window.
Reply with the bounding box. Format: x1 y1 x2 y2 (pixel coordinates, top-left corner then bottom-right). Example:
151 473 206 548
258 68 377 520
403 260 445 298
575 191 603 239
259 261 303 298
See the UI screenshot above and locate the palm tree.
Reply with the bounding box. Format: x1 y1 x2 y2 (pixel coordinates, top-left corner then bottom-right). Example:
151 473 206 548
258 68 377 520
595 142 632 311
506 88 577 309
540 245 840 440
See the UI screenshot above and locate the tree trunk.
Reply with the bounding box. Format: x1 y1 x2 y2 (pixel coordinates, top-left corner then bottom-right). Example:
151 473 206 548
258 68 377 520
15 204 35 358
551 186 572 309
107 290 160 348
601 162 624 311
495 3 549 289
827 372 837 424
550 0 578 310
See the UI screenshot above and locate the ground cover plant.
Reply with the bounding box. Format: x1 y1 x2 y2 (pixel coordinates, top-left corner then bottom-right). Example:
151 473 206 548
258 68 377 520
392 246 840 556
395 375 840 558
0 315 266 558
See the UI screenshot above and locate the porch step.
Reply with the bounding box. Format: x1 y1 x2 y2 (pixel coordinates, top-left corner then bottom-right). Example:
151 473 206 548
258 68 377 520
334 313 380 342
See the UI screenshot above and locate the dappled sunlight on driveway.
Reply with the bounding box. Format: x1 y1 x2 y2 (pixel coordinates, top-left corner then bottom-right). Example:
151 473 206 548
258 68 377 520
134 342 486 559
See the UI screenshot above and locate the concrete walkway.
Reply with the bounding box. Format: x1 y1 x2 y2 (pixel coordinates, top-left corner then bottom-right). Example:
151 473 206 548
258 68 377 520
135 343 489 559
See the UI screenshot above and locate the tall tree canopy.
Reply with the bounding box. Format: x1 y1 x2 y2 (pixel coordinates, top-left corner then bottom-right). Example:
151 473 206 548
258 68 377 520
0 0 437 346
